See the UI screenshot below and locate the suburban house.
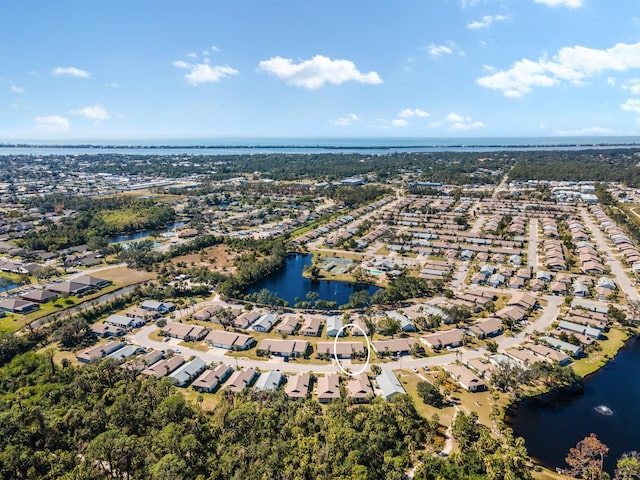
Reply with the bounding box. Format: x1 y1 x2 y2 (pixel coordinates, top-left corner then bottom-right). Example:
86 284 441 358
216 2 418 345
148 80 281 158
316 341 365 359
161 323 209 341
557 320 602 339
192 305 223 321
285 372 310 399
74 275 111 289
20 289 57 304
0 298 40 314
121 350 164 372
205 330 255 350
48 280 92 296
299 316 323 336
506 348 543 367
257 339 309 359
141 355 185 379
252 312 278 333
346 373 373 402
76 341 124 363
540 336 583 357
106 344 143 360
225 368 259 393
524 343 572 366
233 310 261 329
105 314 145 331
466 358 495 379
420 329 464 350
371 338 417 357
275 315 300 335
91 323 124 338
376 370 406 400
141 300 176 313
254 371 283 391
467 317 503 339
325 316 344 337
317 373 341 403
385 311 416 332
508 292 538 311
445 364 487 392
169 357 208 387
192 364 233 393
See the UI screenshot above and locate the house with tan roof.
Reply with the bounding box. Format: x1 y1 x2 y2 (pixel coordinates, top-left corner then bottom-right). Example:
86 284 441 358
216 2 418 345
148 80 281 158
285 372 310 399
346 373 373 403
420 329 464 350
317 373 341 403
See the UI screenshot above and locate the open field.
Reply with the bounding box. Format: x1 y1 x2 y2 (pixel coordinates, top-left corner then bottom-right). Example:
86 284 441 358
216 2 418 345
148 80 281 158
171 244 238 274
571 326 630 377
91 265 157 285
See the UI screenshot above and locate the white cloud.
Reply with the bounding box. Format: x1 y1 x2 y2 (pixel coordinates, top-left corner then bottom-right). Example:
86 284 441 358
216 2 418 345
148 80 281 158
35 115 69 129
211 45 220 52
332 114 360 126
553 126 615 135
258 55 382 89
105 82 119 88
478 41 640 97
71 104 111 120
51 66 90 78
445 112 485 130
186 52 197 58
398 108 430 118
173 60 239 85
426 43 452 58
607 77 616 85
534 0 583 8
391 119 409 127
467 14 507 29
10 85 25 94
622 98 640 113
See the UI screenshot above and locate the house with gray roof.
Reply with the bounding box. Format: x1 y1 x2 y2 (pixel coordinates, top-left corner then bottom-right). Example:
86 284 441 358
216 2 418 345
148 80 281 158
325 316 344 337
376 370 406 400
169 357 207 387
254 371 283 391
252 312 278 333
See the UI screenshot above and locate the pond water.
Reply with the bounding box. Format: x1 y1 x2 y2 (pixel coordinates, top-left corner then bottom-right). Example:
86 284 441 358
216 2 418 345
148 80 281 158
507 336 640 475
109 221 186 243
246 253 380 308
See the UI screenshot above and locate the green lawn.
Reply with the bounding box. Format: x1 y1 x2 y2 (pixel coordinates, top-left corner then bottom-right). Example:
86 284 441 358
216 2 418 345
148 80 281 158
571 327 630 377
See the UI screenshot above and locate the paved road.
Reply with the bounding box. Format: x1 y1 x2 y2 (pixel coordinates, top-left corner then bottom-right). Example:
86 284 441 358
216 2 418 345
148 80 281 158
527 218 539 270
127 287 565 374
580 207 639 302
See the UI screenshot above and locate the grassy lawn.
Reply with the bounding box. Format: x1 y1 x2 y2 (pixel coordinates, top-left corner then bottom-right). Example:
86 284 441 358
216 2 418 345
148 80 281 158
179 340 210 352
148 329 165 342
180 388 221 412
572 327 630 377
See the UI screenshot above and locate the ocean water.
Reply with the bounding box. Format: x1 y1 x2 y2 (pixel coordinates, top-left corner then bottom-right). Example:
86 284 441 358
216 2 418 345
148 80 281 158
1 136 640 156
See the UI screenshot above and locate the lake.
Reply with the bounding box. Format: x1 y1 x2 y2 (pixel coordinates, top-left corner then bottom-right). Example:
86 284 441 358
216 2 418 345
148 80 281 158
246 253 380 308
109 221 186 243
507 336 640 475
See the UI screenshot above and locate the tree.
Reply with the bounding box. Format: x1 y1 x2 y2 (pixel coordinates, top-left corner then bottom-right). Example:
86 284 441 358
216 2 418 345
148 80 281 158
417 381 444 407
615 452 640 480
565 433 609 480
486 339 499 353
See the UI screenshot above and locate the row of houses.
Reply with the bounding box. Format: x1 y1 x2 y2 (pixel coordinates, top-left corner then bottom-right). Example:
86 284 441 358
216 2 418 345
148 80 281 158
0 274 112 315
75 340 407 401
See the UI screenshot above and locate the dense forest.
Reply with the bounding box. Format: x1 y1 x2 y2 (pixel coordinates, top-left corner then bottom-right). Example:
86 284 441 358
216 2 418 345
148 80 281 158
0 352 437 480
18 196 176 251
508 149 640 186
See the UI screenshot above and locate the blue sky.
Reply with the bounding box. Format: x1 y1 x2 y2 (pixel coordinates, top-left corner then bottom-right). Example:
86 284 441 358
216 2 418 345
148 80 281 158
2 0 640 140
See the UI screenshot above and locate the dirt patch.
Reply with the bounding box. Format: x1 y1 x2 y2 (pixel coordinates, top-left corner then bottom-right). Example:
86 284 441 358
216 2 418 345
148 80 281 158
171 244 238 274
92 266 157 285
